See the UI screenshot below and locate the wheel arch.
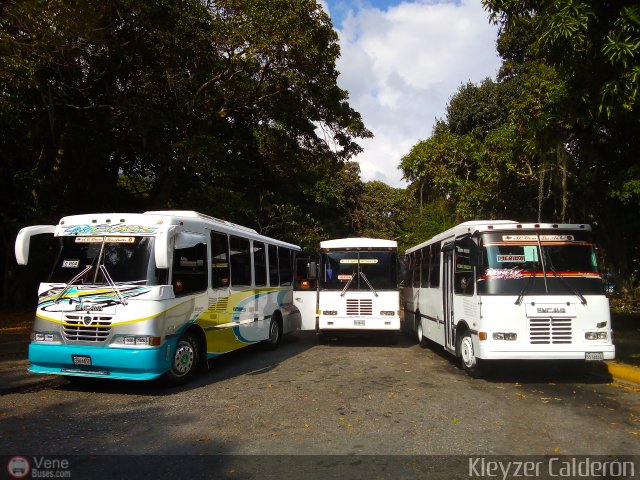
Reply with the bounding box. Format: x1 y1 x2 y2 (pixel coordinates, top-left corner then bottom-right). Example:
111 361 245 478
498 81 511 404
454 320 472 357
183 323 208 368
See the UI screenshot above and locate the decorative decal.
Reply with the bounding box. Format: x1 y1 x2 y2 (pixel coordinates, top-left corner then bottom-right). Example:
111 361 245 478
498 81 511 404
502 234 574 242
484 268 525 280
37 285 151 311
62 224 158 235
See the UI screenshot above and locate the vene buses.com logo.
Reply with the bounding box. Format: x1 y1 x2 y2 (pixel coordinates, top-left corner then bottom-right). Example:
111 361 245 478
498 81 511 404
7 456 30 479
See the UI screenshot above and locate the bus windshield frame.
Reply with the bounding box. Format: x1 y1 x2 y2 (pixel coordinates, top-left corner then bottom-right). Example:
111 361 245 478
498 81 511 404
320 249 397 291
49 236 162 286
476 231 604 296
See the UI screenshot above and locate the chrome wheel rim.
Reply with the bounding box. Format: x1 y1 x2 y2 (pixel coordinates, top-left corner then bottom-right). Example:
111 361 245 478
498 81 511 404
173 341 195 376
461 336 476 368
417 321 424 342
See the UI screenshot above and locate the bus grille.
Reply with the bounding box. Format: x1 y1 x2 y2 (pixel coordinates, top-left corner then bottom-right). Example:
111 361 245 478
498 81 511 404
63 315 112 342
529 318 572 344
346 299 373 316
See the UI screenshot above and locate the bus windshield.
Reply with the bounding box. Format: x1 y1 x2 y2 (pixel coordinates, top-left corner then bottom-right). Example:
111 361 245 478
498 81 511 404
477 233 603 295
49 236 162 285
320 250 397 291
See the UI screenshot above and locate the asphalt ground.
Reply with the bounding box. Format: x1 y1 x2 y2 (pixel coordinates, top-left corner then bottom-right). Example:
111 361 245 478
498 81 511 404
0 334 639 395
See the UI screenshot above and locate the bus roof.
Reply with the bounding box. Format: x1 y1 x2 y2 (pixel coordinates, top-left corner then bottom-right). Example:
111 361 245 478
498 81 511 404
405 220 592 254
55 211 300 250
320 237 398 249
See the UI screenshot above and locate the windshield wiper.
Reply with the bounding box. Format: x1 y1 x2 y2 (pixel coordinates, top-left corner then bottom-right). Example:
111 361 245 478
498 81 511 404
55 265 93 304
99 264 128 305
515 265 535 306
536 234 549 294
545 263 587 306
340 269 357 297
359 271 378 297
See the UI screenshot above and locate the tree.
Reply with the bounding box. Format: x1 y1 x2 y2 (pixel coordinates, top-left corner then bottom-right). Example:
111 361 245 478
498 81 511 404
0 0 371 306
350 181 410 240
483 0 640 289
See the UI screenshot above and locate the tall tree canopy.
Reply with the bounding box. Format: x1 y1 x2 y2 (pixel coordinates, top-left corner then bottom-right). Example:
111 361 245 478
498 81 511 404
0 0 371 306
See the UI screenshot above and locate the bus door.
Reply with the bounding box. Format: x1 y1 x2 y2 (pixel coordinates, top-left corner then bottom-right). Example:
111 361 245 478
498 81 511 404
442 241 456 353
293 252 318 330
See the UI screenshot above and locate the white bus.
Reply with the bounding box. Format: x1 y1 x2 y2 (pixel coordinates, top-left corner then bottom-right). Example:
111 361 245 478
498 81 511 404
404 221 615 377
311 238 401 342
15 211 301 384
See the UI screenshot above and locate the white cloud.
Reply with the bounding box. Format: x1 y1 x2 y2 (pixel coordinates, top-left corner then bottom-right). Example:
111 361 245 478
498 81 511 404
331 0 501 187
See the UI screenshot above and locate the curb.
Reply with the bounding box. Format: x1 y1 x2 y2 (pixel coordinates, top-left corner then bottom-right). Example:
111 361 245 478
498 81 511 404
602 361 640 385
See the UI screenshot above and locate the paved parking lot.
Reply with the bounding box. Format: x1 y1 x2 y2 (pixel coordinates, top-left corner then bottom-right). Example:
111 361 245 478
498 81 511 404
1 331 639 459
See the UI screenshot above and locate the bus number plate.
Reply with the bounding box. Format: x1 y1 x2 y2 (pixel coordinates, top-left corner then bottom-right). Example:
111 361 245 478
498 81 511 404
354 320 365 327
585 352 603 361
72 355 92 366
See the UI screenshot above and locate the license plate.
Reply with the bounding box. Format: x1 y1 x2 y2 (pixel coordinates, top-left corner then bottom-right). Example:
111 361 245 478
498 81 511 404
354 319 365 327
72 355 92 366
585 352 604 361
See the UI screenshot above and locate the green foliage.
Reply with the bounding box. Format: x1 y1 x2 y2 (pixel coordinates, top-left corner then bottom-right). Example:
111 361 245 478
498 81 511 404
350 181 410 240
0 0 371 306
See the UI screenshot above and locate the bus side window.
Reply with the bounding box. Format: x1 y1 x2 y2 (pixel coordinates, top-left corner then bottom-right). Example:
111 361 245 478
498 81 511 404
279 247 292 286
420 246 429 288
172 242 207 296
230 236 251 286
268 244 279 286
454 236 474 295
430 244 441 288
211 231 230 288
254 241 267 287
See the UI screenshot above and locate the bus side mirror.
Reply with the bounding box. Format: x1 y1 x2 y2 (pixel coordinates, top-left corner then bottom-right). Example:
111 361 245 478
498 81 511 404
155 226 177 269
470 246 483 267
15 225 56 265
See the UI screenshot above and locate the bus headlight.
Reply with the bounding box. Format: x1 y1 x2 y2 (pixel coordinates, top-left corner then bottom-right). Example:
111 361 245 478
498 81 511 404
585 332 608 340
493 332 517 341
32 332 62 343
380 311 395 316
322 310 337 316
123 335 161 346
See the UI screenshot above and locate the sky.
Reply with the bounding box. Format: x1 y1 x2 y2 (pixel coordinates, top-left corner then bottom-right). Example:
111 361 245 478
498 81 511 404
319 0 502 187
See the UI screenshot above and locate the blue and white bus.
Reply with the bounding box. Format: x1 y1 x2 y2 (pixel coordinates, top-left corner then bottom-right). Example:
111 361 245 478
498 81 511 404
15 211 301 384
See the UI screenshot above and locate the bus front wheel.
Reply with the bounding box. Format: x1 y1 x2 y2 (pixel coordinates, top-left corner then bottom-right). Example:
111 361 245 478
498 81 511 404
165 332 200 386
417 319 428 348
459 331 482 378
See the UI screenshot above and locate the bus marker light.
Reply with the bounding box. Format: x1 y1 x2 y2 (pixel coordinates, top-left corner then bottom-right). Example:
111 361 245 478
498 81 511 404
479 332 487 340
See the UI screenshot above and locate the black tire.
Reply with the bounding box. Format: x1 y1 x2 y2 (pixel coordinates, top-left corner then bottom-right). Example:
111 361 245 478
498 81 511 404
264 317 282 350
164 332 200 386
417 319 428 348
458 331 483 378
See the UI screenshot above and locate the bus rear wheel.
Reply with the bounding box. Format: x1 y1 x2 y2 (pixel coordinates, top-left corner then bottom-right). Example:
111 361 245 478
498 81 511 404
264 317 282 350
164 332 200 386
459 331 482 378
